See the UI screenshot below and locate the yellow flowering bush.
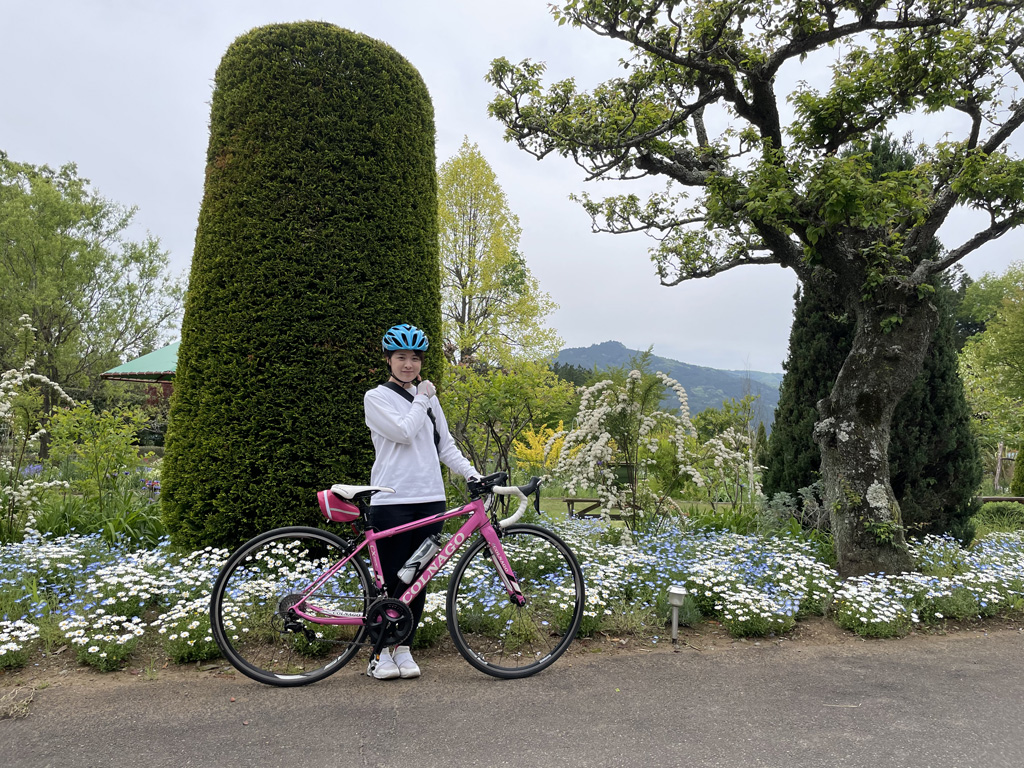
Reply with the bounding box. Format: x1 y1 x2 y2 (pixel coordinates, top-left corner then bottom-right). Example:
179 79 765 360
512 422 565 473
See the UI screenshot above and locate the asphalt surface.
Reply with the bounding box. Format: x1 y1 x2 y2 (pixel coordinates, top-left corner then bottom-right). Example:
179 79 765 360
2 627 1022 768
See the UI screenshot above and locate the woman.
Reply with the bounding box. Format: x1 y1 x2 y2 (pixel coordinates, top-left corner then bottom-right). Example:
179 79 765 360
363 323 478 679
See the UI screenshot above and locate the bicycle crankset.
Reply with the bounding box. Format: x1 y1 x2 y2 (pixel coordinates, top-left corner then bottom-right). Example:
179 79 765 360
365 598 414 649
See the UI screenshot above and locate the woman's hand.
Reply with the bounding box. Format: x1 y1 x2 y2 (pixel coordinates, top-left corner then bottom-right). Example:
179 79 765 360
417 380 436 398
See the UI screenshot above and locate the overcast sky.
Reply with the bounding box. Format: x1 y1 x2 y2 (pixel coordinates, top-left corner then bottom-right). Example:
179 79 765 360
4 1 1022 372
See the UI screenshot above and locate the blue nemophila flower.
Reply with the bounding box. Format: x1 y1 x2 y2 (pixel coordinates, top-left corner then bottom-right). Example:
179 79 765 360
1 523 1023 668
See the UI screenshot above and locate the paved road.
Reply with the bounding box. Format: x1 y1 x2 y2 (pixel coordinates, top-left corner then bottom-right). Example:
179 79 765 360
2 628 1022 768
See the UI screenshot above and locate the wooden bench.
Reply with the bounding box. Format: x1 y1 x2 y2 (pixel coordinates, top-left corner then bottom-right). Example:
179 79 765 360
564 498 602 518
563 498 622 519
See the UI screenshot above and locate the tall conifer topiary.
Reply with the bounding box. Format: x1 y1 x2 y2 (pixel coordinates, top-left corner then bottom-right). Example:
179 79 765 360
163 23 441 548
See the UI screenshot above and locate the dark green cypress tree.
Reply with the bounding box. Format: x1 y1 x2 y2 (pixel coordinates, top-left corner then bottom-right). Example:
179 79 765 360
763 283 853 497
163 23 441 548
888 284 982 539
1010 454 1024 498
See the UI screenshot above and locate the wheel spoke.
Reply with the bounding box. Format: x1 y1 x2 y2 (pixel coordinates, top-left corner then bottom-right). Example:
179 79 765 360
447 525 584 679
210 528 370 686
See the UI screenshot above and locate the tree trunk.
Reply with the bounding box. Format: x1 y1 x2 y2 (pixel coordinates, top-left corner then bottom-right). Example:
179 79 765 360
39 385 53 460
814 290 938 578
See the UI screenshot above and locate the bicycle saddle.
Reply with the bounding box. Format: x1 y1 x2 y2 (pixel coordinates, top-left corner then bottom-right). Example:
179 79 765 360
330 484 394 501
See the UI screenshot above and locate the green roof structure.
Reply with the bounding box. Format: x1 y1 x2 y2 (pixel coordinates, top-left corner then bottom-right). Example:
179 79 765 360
101 342 179 383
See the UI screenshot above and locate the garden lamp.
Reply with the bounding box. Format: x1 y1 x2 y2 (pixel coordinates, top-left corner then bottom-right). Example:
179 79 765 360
667 584 688 645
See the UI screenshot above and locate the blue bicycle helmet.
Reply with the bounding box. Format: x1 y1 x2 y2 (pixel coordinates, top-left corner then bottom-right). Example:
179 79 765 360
382 323 429 352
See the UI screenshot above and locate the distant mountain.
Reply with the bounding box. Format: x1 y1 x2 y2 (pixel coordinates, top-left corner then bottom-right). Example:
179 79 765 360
724 369 784 390
554 341 781 426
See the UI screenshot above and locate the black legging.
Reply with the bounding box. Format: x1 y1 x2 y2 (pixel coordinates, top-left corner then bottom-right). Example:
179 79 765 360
369 500 445 645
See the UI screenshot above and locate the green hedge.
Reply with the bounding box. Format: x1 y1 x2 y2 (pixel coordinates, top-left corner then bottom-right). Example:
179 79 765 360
163 22 442 549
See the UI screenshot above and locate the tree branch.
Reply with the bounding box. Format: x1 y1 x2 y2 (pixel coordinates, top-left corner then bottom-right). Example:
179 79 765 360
633 148 718 186
657 252 784 285
914 213 1024 279
981 99 1024 154
590 214 707 236
905 98 1024 258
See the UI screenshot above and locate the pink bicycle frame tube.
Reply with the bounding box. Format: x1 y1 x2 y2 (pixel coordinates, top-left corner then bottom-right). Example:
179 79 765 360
291 496 525 624
391 502 524 608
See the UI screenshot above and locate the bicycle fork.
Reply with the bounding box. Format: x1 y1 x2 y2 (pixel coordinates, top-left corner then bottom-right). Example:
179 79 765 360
479 524 527 607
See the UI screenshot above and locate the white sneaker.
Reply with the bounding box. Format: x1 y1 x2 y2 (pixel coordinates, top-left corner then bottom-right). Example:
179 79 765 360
366 647 400 680
392 645 421 679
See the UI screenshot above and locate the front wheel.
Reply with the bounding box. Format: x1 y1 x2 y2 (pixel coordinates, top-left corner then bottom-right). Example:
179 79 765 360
209 526 371 687
446 524 585 679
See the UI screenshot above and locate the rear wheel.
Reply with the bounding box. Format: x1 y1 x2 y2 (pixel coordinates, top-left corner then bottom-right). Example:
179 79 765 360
209 526 370 686
446 524 585 679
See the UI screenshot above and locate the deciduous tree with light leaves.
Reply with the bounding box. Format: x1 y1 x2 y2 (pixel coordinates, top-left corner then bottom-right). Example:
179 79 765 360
0 153 183 411
438 138 561 366
487 0 1024 577
959 261 1024 482
961 262 1024 408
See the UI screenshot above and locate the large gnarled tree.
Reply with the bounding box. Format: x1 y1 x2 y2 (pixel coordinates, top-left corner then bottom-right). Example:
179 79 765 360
487 1 1024 576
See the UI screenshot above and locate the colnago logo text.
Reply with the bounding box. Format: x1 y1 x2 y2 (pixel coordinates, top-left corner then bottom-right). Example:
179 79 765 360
402 531 467 602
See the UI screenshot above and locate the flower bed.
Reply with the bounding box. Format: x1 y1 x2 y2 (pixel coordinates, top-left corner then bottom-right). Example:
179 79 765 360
1 526 1022 672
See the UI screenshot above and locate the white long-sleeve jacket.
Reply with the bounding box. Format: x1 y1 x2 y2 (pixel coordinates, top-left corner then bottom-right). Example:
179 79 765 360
363 383 477 506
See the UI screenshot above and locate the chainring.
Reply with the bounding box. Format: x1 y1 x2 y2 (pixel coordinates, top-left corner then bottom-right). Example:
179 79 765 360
365 598 414 647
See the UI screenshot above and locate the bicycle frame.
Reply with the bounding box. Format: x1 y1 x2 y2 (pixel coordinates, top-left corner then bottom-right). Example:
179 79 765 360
289 496 525 627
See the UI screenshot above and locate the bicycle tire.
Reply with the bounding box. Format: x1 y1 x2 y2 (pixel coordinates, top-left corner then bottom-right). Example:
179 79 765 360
446 523 585 679
209 526 371 687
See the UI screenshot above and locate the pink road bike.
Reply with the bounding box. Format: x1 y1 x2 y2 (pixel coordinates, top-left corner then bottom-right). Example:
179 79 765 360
209 473 585 685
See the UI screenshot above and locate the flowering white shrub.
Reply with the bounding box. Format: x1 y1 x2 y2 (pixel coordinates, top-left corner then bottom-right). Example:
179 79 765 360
60 610 147 671
153 596 219 663
1 316 75 541
550 367 703 531
549 361 764 533
717 582 797 637
0 619 41 669
832 575 920 637
684 424 762 506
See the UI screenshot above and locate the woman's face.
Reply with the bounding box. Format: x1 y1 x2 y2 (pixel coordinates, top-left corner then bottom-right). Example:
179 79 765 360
389 350 423 381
